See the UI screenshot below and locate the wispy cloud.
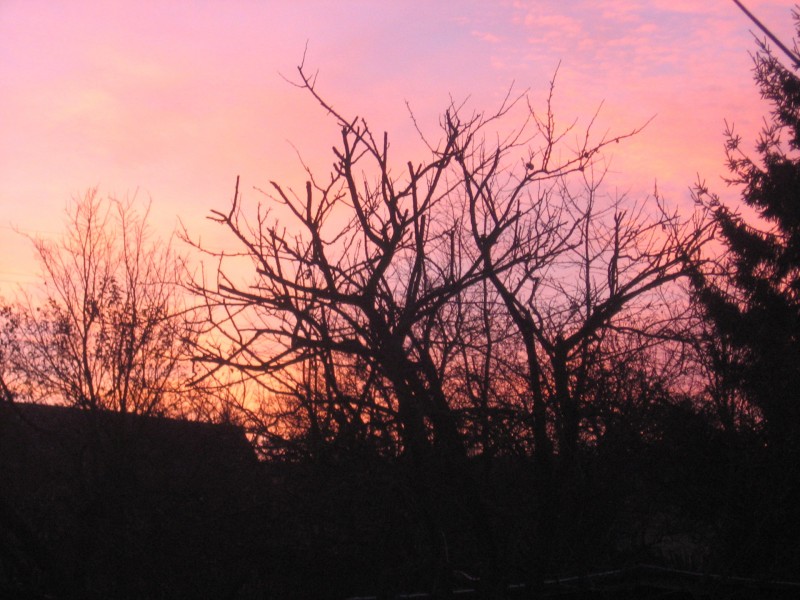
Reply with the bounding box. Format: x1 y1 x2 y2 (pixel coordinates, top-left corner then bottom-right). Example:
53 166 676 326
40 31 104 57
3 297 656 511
472 30 503 43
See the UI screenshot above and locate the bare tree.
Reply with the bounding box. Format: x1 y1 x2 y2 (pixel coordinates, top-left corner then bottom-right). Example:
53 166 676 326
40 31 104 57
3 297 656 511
10 190 196 417
186 58 710 593
0 190 223 597
456 91 711 573
187 82 505 593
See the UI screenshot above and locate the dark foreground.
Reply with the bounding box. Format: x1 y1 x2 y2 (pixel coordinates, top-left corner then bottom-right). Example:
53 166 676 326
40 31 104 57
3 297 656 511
2 402 799 599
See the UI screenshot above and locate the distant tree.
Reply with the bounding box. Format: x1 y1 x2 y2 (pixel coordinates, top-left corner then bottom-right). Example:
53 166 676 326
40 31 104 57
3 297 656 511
456 95 710 574
0 191 227 597
8 191 196 417
464 159 707 471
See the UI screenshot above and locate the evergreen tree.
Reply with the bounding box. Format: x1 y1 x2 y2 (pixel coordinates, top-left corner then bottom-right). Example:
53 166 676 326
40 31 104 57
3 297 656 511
689 9 800 577
692 11 800 450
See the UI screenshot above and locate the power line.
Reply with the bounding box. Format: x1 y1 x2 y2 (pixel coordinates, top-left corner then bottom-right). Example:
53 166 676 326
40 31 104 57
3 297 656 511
732 0 800 69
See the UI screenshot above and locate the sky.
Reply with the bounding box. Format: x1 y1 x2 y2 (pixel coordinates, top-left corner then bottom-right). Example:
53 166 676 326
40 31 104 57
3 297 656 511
0 0 796 290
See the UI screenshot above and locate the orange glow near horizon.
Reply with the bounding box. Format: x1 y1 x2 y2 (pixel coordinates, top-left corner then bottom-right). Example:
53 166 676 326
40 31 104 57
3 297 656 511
0 0 796 292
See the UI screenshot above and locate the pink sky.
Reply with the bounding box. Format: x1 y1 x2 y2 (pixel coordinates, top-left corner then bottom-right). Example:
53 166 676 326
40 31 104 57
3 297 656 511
0 0 795 289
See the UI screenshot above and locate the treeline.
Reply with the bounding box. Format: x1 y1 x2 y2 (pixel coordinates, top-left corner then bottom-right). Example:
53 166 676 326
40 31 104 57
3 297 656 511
1 14 799 600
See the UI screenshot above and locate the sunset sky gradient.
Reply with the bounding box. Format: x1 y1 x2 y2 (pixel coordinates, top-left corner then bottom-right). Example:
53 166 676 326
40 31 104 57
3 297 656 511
0 0 795 288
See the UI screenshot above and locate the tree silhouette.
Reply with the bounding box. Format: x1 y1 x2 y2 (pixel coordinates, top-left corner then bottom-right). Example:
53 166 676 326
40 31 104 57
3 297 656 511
0 193 257 598
9 191 197 417
186 57 715 594
456 94 710 577
688 8 800 577
690 11 800 451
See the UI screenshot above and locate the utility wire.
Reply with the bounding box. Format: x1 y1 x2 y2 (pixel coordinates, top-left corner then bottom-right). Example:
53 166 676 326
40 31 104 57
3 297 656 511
732 0 800 69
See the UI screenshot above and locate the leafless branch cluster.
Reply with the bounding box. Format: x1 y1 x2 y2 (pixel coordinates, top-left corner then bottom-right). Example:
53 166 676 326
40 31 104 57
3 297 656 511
180 62 712 590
